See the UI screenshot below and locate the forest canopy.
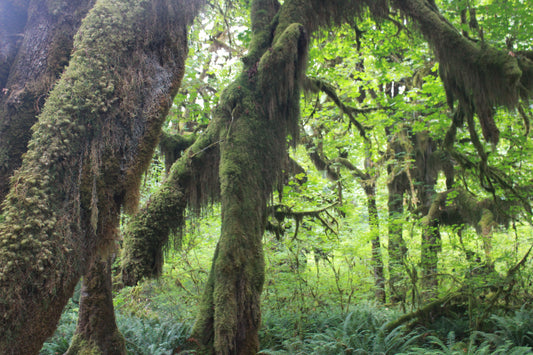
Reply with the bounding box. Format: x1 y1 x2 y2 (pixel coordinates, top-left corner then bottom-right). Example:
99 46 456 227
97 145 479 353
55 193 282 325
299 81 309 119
0 0 532 354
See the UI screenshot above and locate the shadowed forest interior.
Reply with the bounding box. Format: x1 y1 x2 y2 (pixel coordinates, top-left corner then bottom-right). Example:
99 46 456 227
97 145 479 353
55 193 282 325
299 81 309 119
0 0 532 354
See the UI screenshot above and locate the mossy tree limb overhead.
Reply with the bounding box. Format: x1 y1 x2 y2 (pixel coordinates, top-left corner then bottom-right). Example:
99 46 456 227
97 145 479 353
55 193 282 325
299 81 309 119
122 120 221 285
394 0 533 144
0 0 203 353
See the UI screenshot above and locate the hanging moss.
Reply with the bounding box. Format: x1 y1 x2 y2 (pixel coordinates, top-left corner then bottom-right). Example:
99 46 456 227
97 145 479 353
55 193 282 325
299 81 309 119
159 131 197 173
394 0 533 144
122 119 221 285
0 0 204 352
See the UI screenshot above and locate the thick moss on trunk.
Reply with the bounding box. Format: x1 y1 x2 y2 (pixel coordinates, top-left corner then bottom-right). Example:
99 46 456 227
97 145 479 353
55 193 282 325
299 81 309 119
187 1 390 351
65 256 126 355
0 0 202 353
189 0 313 351
0 0 95 203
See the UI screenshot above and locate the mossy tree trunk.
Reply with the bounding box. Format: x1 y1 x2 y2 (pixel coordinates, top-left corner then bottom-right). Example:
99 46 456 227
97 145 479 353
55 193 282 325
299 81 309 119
190 0 381 352
386 129 409 304
190 1 305 350
365 181 386 303
413 132 440 299
65 255 126 355
0 0 202 353
0 0 95 202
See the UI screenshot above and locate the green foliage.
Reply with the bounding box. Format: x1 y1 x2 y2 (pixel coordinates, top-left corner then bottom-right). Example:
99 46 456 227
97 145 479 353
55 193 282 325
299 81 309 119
40 297 192 355
40 301 79 355
487 307 533 348
117 315 190 355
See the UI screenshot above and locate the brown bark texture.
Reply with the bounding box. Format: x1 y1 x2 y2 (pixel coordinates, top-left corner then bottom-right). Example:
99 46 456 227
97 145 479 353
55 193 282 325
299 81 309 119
65 256 126 355
0 0 202 353
0 0 95 202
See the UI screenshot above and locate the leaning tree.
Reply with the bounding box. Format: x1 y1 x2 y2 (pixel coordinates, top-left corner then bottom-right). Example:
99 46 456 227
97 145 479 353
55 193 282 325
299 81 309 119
121 0 532 353
0 0 532 354
0 0 203 353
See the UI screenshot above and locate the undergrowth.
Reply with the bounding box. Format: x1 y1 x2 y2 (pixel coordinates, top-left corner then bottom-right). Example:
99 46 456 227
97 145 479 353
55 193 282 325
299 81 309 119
40 290 533 354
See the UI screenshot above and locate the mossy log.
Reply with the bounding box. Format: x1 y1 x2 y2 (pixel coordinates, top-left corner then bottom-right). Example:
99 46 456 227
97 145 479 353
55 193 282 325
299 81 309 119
0 0 203 353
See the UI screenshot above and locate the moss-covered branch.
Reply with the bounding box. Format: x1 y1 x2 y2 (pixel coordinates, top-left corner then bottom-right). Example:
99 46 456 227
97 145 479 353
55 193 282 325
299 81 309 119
304 77 371 140
395 0 533 144
159 131 197 173
121 120 221 286
0 0 203 352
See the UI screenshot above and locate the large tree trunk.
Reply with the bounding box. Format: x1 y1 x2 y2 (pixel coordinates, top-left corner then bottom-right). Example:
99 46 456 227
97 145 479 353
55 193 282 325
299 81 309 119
0 0 95 202
0 0 202 353
190 1 305 350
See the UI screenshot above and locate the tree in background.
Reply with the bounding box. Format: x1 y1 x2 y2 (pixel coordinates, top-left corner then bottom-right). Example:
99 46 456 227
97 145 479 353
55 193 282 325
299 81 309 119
0 0 532 354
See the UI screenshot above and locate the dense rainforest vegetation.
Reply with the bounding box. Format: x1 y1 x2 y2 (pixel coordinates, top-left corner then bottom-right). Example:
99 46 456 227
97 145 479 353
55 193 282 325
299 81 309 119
0 0 532 354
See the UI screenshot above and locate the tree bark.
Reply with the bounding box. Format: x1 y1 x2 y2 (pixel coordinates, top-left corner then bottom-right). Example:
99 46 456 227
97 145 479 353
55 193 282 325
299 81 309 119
65 256 126 355
0 0 95 202
413 132 440 298
0 0 28 88
365 182 386 302
0 0 202 353
386 128 409 304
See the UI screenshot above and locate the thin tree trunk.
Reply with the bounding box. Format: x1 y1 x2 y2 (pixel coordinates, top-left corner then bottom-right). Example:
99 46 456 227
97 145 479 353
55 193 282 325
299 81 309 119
365 183 386 303
413 132 440 299
387 173 408 304
386 127 409 304
65 255 126 355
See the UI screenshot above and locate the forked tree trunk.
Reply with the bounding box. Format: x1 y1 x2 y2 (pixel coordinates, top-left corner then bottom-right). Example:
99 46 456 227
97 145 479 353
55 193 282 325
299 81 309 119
0 0 202 353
